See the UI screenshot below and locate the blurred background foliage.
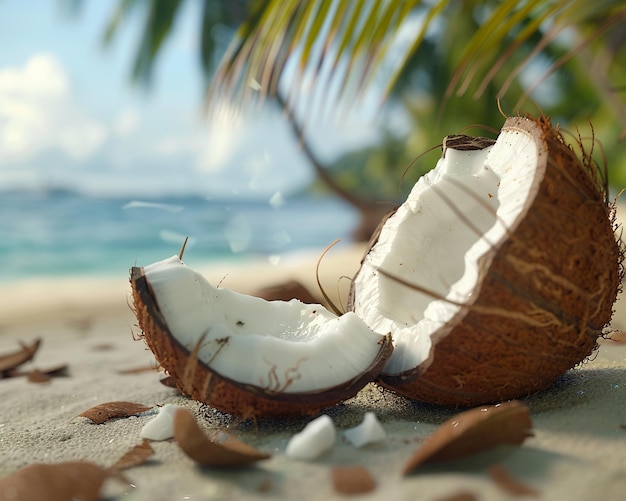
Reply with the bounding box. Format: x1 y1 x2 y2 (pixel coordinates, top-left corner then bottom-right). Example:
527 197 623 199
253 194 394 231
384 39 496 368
67 0 626 239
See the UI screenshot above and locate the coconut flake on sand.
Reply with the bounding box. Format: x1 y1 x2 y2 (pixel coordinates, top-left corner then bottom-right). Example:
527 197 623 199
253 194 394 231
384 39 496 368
285 414 336 460
344 412 387 447
141 404 183 441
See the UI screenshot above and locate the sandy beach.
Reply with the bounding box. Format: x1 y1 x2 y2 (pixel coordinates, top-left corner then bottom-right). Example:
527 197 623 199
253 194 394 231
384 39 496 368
1 239 625 500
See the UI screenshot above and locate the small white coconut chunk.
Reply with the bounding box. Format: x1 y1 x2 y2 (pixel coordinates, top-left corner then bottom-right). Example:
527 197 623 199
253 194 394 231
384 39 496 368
344 412 387 448
141 404 183 441
285 414 336 460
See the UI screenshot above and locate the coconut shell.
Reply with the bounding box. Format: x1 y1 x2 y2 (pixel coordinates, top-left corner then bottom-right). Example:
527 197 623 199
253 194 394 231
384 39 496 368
350 115 623 406
130 270 393 419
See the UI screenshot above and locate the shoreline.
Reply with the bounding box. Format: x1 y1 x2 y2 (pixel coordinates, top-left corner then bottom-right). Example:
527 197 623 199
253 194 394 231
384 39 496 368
0 242 367 328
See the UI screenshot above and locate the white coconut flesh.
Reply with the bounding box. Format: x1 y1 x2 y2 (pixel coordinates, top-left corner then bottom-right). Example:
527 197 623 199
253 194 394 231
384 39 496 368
143 256 388 393
352 127 545 376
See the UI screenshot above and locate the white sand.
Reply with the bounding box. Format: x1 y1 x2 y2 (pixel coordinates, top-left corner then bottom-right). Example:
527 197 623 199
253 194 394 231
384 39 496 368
1 242 625 500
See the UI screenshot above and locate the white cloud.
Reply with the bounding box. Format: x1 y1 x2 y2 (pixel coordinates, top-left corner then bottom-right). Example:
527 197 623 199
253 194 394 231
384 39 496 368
0 53 107 163
154 135 199 157
112 109 140 137
0 52 68 97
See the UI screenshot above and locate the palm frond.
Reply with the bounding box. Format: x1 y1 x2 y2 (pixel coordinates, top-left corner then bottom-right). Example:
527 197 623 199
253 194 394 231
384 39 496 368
103 0 143 46
207 0 432 114
200 2 252 77
132 0 184 83
453 0 626 107
513 9 626 110
207 0 626 129
379 0 448 106
102 0 252 85
448 0 551 97
100 0 183 84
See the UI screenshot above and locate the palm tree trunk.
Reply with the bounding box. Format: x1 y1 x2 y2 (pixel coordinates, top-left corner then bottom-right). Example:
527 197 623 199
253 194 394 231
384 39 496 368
274 91 393 241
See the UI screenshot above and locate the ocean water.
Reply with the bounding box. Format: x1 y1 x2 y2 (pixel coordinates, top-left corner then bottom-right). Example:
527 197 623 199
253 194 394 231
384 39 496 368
0 190 359 283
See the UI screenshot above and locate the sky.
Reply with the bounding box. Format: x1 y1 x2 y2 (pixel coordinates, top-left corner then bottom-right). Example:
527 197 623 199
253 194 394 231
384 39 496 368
0 0 386 199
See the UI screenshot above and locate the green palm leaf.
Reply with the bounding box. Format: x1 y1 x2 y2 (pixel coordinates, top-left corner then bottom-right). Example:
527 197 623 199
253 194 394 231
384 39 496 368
97 0 626 134
134 0 183 82
208 0 429 113
206 0 626 132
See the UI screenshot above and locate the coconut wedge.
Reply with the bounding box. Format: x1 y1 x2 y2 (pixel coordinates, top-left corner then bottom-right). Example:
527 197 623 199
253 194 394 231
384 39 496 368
349 116 622 406
131 256 393 419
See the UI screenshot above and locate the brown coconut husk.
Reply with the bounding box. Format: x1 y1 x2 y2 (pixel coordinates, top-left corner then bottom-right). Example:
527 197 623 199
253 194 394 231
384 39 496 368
130 269 393 419
350 115 624 406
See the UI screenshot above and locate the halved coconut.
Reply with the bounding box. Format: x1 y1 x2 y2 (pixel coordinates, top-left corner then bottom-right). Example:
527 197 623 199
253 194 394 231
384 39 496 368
349 115 622 406
131 256 393 419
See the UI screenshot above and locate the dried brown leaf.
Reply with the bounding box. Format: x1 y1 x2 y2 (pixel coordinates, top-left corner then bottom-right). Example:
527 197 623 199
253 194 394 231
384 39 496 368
435 491 478 501
7 364 68 382
79 401 153 424
331 465 376 495
0 339 41 374
173 408 270 468
110 439 155 471
606 331 626 343
117 365 158 374
91 343 115 351
26 364 69 383
404 401 533 474
0 461 125 501
27 369 52 383
488 464 539 497
41 364 69 377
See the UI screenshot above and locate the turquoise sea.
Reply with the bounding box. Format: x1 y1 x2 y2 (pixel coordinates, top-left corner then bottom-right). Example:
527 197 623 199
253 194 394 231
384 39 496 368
0 189 359 283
